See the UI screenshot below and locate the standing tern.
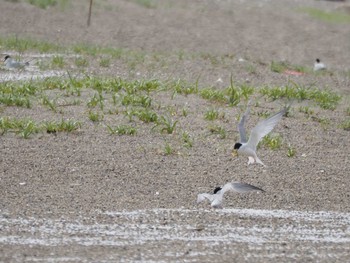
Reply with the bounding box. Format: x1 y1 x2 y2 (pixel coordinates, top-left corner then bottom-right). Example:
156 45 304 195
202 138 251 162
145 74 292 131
3 55 30 69
313 58 326 71
197 182 264 208
232 107 287 166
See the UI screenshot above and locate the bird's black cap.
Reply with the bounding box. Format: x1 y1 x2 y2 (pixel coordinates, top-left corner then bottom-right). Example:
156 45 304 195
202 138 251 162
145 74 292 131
4 55 10 61
213 187 222 194
234 143 242 149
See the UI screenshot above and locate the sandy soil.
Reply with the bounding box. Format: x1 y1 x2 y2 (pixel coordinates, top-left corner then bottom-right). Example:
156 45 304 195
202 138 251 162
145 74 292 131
1 0 350 262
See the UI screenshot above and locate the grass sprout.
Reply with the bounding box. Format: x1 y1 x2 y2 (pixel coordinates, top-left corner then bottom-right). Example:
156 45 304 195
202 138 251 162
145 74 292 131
107 124 137 135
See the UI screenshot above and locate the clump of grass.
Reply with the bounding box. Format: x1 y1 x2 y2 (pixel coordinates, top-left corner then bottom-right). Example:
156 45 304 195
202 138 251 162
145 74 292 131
208 125 226 139
99 57 111 68
153 116 178 134
121 94 152 108
259 134 283 150
204 108 222 121
346 107 350 116
182 131 193 148
136 109 158 123
44 119 81 133
107 125 137 135
270 61 309 73
51 56 65 69
259 84 341 110
311 116 330 128
200 87 226 103
41 95 57 112
27 0 57 9
181 107 188 117
339 119 350 131
171 79 199 97
0 117 40 138
299 106 314 116
88 111 103 122
164 142 173 155
75 57 89 67
287 145 296 157
133 0 156 8
87 93 104 110
299 7 350 24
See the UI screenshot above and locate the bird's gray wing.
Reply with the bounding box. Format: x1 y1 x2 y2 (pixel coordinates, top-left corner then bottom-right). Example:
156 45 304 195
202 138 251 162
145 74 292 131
231 182 264 193
246 108 286 150
197 193 214 204
238 106 250 143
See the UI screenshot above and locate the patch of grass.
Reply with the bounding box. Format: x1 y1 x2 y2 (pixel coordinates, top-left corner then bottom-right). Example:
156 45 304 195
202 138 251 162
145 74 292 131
200 87 226 103
172 79 199 97
44 119 81 133
132 0 156 8
259 84 341 110
339 119 350 131
99 57 111 68
299 7 350 24
208 125 226 139
27 0 56 9
259 134 283 150
299 106 314 116
87 93 105 110
164 142 173 155
121 94 152 108
75 57 89 67
88 111 103 122
287 145 296 157
51 56 65 69
311 116 330 128
136 109 158 123
0 117 39 138
107 125 137 135
204 108 221 121
346 107 350 116
182 131 193 148
0 36 61 53
270 61 309 73
153 116 178 134
41 95 57 112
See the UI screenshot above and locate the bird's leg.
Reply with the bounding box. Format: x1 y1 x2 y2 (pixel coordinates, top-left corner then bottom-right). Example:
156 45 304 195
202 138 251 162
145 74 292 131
255 156 265 166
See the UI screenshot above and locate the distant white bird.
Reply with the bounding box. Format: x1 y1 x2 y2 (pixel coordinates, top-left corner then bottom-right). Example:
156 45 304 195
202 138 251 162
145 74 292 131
197 182 264 208
3 55 30 69
232 106 287 166
313 58 326 71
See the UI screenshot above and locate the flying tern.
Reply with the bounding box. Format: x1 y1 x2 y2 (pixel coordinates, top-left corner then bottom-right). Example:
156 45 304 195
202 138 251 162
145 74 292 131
197 182 264 208
232 106 287 166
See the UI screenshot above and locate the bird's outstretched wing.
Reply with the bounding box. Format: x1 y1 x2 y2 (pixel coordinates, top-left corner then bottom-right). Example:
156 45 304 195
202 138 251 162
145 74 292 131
231 182 264 193
247 108 286 150
238 106 250 143
197 193 214 204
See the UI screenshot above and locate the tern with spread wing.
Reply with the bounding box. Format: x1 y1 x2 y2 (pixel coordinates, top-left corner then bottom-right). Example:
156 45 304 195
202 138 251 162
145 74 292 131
197 182 264 208
233 106 286 166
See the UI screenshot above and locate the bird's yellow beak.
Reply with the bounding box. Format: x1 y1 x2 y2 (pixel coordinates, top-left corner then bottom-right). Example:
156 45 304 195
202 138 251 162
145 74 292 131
232 149 238 157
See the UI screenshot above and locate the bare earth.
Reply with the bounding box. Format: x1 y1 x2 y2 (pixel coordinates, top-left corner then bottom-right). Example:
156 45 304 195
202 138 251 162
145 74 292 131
1 0 350 262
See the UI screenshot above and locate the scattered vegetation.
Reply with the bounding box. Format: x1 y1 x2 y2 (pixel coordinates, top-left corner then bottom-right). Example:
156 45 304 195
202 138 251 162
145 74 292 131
299 7 350 24
208 125 226 139
259 134 283 150
107 125 137 135
339 119 350 131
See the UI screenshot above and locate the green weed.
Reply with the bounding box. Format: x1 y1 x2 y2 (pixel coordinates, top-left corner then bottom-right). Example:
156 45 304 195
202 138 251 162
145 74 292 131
299 7 350 24
259 134 283 150
339 119 350 131
107 125 137 135
154 116 178 134
208 125 226 139
182 131 193 148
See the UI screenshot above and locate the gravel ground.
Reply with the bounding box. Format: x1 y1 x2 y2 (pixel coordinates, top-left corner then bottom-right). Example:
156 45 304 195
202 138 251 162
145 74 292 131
0 0 350 262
